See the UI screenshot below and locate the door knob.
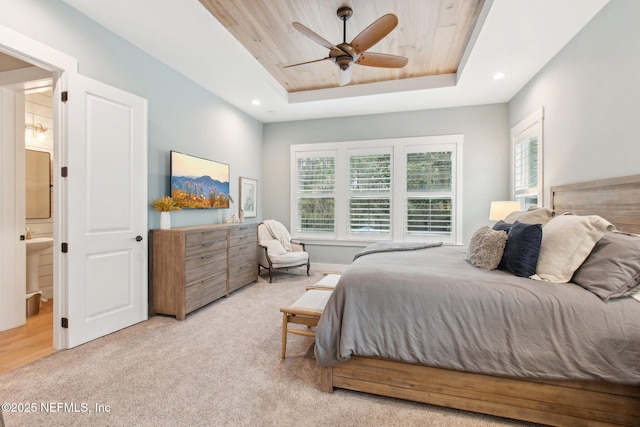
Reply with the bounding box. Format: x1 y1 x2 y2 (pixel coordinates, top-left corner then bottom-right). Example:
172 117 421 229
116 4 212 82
134 235 143 242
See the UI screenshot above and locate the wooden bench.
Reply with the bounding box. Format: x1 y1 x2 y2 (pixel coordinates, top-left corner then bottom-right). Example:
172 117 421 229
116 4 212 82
280 289 332 359
305 273 341 291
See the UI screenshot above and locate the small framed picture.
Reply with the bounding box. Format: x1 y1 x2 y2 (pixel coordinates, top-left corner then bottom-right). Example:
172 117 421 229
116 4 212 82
239 177 257 218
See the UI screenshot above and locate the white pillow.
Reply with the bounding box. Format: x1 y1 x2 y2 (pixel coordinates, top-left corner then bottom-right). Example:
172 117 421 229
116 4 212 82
533 213 614 283
504 207 555 226
262 239 288 255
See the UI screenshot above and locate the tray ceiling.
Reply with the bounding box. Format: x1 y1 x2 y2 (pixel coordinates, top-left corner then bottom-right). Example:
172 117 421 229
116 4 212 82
198 0 484 93
39 0 613 122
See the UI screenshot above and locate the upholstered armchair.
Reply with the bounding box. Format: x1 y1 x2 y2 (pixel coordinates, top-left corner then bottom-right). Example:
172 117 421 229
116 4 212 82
257 220 310 282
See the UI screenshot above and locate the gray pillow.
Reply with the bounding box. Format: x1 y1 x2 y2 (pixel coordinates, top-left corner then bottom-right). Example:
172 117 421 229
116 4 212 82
467 226 507 270
572 232 640 300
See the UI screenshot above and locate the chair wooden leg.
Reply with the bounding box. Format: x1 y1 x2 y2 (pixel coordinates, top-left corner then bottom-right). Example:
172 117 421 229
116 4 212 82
269 267 273 283
281 313 288 359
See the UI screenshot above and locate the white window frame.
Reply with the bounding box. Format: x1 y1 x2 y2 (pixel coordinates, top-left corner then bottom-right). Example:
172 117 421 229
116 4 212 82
511 107 544 209
347 146 393 241
291 149 338 240
290 135 463 245
401 143 458 242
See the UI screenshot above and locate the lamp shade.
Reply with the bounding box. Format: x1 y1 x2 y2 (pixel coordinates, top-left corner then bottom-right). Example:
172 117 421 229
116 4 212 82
489 201 520 221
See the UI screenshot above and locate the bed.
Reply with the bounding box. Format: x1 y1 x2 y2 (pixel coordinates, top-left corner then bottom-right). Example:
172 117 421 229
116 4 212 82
315 174 640 426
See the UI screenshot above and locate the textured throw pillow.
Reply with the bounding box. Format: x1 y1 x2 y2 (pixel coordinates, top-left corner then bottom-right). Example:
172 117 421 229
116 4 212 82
499 221 543 277
467 226 508 270
504 207 555 226
572 232 640 300
492 220 512 233
533 214 615 283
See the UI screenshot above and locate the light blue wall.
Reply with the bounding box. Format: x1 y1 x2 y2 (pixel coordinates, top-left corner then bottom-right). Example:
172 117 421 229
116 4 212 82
0 0 263 229
263 104 510 264
508 0 640 204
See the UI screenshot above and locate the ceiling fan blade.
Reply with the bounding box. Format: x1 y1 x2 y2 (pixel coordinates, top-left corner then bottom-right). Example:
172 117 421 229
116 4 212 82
339 67 352 86
284 57 331 68
292 22 343 52
351 14 398 54
356 52 408 68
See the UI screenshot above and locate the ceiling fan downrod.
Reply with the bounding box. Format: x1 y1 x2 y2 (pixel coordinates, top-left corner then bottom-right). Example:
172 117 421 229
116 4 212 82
336 6 354 70
337 6 353 44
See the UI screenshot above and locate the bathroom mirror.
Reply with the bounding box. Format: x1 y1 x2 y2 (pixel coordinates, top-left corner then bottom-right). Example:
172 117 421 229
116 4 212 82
26 149 51 219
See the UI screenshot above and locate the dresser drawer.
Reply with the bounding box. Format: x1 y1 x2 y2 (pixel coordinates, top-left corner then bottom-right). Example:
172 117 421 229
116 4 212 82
229 263 257 292
185 229 227 247
229 225 257 247
185 250 227 283
185 272 227 313
184 237 227 258
229 224 256 238
185 239 227 258
229 243 257 266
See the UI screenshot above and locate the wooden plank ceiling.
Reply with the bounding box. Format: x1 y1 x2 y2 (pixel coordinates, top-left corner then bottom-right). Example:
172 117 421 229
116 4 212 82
199 0 485 92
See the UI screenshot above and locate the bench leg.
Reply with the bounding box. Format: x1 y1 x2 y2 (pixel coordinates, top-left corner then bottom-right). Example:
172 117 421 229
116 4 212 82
281 313 288 359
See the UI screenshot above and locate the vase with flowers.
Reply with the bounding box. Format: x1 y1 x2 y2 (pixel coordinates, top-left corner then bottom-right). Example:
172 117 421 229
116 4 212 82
153 196 180 229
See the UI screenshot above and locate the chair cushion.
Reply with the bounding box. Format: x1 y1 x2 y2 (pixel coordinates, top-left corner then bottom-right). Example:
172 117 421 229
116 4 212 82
262 239 287 255
269 251 309 268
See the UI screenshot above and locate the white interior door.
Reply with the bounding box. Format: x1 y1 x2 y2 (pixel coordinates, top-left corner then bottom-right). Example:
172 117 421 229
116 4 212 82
65 75 148 348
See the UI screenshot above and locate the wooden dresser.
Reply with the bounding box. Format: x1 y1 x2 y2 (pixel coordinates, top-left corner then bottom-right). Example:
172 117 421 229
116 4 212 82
150 223 258 320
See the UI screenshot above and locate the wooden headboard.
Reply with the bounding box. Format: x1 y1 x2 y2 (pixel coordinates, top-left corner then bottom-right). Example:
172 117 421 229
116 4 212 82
551 174 640 234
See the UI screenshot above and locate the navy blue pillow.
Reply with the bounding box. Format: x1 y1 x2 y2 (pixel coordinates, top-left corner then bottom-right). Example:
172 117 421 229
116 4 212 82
499 221 542 277
492 220 512 233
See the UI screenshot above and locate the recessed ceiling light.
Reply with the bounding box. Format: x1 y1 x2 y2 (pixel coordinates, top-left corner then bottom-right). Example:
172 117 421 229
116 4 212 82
251 99 261 106
492 72 507 80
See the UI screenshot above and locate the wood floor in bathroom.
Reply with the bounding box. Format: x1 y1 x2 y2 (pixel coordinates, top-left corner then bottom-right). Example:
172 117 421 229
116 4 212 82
0 299 56 375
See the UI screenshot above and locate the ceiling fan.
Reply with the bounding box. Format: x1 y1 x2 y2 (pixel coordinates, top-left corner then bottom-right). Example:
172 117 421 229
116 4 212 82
285 6 408 86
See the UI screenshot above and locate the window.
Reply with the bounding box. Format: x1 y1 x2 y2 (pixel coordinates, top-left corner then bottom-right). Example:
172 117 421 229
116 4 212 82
291 135 463 244
512 108 544 209
406 150 454 238
294 151 336 237
348 149 392 237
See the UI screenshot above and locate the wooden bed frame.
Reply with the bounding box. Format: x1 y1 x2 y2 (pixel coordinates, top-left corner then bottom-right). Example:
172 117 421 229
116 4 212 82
319 174 640 426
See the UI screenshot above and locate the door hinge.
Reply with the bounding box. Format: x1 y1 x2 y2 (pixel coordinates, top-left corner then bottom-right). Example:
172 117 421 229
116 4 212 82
61 166 68 177
61 242 68 253
61 318 69 328
61 91 68 102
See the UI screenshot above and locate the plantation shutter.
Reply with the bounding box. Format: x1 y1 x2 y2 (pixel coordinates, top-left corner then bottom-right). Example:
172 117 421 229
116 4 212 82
511 107 544 209
513 136 539 208
348 150 391 236
405 150 454 237
295 152 336 234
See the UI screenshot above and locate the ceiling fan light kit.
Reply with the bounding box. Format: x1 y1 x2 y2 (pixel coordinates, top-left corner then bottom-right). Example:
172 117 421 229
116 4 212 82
286 6 408 86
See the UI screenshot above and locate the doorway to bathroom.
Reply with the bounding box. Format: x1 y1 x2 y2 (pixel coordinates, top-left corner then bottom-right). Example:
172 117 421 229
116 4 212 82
0 54 55 371
0 24 149 364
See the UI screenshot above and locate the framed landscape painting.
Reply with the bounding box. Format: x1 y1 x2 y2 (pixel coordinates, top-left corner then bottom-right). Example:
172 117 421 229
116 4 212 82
240 177 257 218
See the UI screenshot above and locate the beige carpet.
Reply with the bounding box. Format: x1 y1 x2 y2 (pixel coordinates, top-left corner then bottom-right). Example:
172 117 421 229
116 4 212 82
0 270 535 426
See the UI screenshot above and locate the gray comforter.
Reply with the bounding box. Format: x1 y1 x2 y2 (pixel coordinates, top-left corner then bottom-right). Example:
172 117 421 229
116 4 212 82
314 245 640 386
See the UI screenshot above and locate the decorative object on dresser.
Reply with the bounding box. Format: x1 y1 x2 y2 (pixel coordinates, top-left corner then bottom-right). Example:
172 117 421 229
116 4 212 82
150 223 257 320
152 195 180 230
